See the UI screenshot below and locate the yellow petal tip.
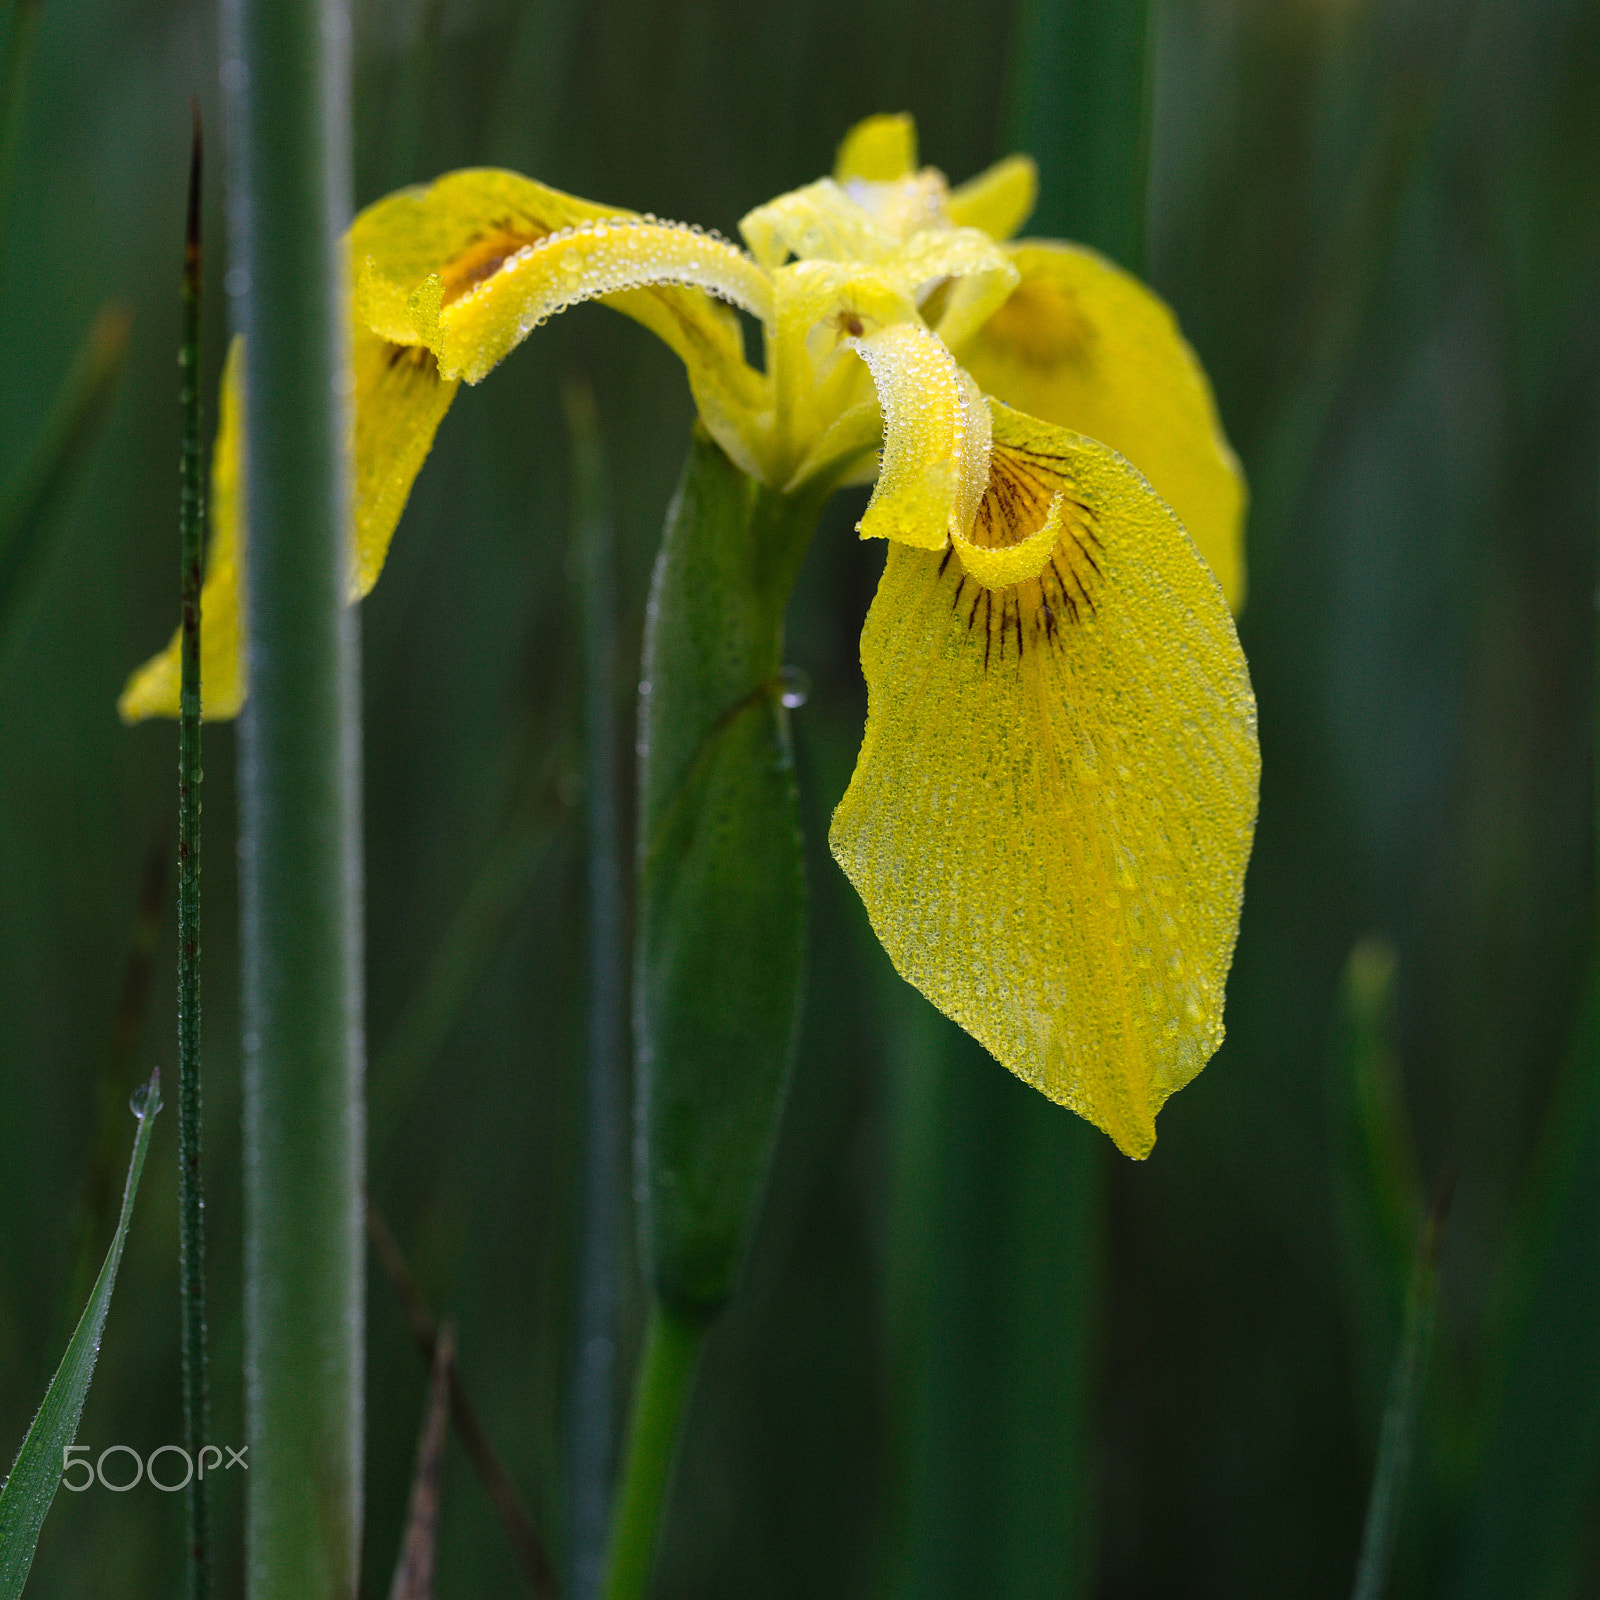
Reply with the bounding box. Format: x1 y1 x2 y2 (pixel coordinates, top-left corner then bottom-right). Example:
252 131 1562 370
835 113 918 183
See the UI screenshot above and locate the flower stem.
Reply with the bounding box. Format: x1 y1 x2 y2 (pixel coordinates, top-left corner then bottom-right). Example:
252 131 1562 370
564 375 626 1600
220 0 363 1592
177 107 212 1600
598 1303 709 1600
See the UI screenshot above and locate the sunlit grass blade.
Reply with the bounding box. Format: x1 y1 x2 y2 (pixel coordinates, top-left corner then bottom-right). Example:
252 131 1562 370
0 1067 163 1600
1350 1178 1451 1600
366 1201 559 1597
0 304 130 668
563 375 626 1600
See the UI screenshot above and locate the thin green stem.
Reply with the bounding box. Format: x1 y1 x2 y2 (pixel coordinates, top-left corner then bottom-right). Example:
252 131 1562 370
220 0 363 1593
177 108 211 1600
1350 1182 1451 1600
598 1304 708 1600
565 376 625 1600
0 303 129 668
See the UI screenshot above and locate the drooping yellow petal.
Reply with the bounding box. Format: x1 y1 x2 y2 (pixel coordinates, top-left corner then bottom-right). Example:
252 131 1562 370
350 322 460 596
830 403 1258 1158
834 113 918 183
354 168 771 479
851 320 992 551
958 241 1247 609
120 337 249 722
121 321 460 722
946 154 1039 241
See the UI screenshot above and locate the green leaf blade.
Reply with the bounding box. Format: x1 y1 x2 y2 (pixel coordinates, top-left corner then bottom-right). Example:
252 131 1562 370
0 1068 162 1600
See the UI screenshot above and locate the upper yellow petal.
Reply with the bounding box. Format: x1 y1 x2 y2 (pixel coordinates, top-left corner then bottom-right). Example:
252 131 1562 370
830 403 1258 1158
946 154 1038 241
834 113 918 183
120 337 249 722
957 241 1247 609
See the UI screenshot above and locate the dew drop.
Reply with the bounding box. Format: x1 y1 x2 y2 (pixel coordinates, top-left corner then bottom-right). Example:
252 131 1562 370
777 665 810 709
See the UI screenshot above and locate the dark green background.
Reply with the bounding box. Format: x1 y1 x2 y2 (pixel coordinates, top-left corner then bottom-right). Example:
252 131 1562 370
1 0 1597 1594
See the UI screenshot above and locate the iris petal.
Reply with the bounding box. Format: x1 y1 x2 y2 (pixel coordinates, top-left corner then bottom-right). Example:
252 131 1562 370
830 404 1257 1158
957 241 1247 608
834 113 918 183
850 320 992 551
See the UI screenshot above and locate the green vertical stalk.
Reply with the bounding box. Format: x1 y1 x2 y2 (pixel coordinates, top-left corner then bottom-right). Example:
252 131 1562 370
1002 0 1154 272
880 5 1157 1595
219 0 363 1594
177 110 212 1600
565 377 625 1600
598 1305 709 1600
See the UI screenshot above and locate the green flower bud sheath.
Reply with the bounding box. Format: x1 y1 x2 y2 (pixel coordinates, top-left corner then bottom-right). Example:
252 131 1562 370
605 427 829 1600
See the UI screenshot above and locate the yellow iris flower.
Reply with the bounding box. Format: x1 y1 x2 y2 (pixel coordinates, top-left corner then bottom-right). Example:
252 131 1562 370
122 112 1258 1159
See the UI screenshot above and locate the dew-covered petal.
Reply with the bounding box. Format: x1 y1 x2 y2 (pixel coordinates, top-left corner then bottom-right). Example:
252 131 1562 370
739 178 896 271
830 403 1259 1158
851 320 991 551
946 154 1038 241
958 241 1246 608
834 112 918 183
886 226 1019 350
353 168 770 478
120 337 249 722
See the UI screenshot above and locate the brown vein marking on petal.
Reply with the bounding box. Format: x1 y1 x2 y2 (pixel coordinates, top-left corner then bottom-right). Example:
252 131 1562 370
438 219 549 304
384 340 440 372
953 436 1104 668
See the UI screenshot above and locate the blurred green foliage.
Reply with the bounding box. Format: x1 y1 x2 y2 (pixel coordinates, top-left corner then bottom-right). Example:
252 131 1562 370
0 0 1596 1596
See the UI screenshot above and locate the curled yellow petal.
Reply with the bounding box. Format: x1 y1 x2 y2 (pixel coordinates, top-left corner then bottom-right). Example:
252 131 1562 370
830 404 1258 1158
120 337 249 722
947 153 1038 241
354 168 770 479
958 241 1247 608
851 320 991 551
834 113 918 183
435 217 773 385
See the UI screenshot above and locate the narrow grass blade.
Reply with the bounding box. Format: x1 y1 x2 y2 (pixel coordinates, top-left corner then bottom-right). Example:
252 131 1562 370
176 105 212 1600
0 304 130 668
367 759 567 1159
563 375 625 1600
386 1324 455 1600
1351 1179 1452 1600
0 1067 164 1600
366 1201 559 1598
1452 960 1600 1599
